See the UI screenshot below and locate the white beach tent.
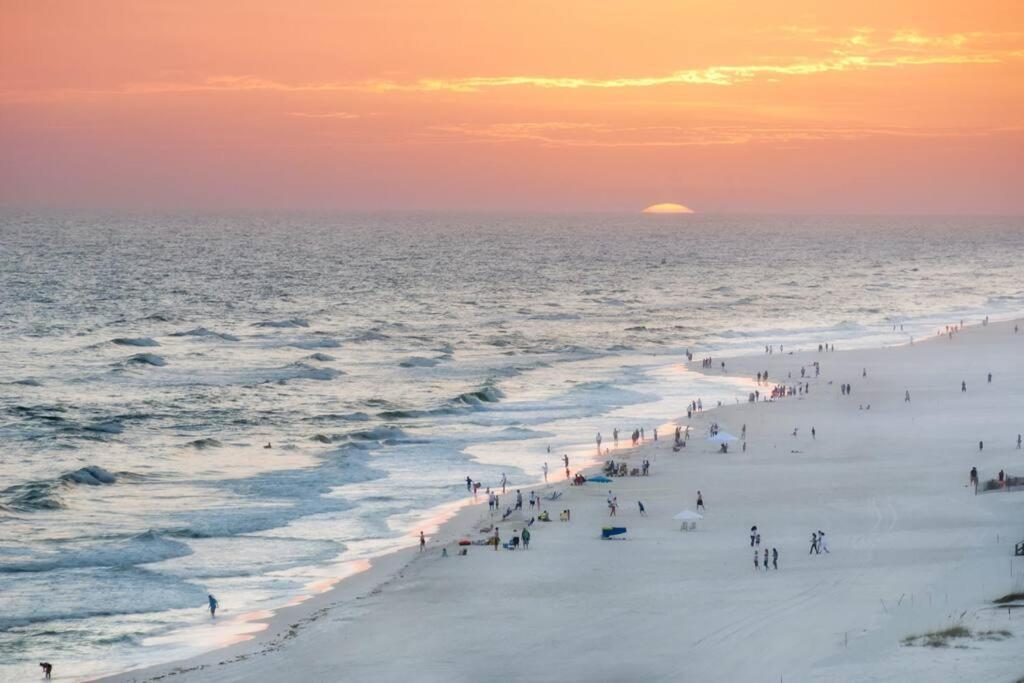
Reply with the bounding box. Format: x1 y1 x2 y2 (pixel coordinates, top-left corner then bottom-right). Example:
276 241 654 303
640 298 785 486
706 432 737 443
673 510 703 531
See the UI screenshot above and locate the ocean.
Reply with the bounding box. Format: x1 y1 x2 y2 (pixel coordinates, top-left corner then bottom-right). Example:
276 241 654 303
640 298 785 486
1 212 1022 679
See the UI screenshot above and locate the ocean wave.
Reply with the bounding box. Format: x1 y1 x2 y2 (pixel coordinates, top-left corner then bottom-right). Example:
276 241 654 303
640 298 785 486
290 337 341 350
9 378 43 386
346 426 409 441
112 337 160 347
254 318 309 329
454 385 504 406
62 465 118 485
305 352 336 362
2 465 124 512
280 362 343 382
83 421 124 434
302 411 370 423
127 353 167 367
0 531 193 574
349 330 390 342
186 437 222 449
170 327 240 341
399 356 440 368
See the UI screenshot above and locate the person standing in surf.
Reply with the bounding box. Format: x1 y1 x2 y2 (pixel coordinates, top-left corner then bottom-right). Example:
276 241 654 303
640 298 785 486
208 594 219 618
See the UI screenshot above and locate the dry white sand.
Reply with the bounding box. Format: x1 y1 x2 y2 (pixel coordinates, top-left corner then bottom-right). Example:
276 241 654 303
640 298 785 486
104 319 1024 683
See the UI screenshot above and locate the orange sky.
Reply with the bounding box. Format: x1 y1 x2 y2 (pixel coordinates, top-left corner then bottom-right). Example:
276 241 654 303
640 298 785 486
2 1 1022 212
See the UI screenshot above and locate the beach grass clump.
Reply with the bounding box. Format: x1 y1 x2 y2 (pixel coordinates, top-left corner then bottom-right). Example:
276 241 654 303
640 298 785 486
902 625 1012 647
902 625 972 648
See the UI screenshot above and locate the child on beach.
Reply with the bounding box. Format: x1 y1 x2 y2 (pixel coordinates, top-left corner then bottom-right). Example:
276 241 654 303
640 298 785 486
609 497 617 516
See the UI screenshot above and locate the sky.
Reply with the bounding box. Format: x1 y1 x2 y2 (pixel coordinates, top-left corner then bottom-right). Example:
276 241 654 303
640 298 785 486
1 1 1022 213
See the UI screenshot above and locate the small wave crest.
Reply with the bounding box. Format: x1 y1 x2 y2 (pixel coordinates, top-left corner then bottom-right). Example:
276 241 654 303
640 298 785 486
170 327 240 341
112 337 160 347
186 437 222 449
254 318 309 328
126 353 167 367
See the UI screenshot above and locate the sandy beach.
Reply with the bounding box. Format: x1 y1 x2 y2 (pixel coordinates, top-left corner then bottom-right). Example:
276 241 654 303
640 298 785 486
98 318 1024 683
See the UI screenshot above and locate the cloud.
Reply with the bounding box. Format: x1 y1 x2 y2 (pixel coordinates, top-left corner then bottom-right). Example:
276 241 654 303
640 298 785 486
286 111 361 119
1 29 1019 103
425 121 1013 148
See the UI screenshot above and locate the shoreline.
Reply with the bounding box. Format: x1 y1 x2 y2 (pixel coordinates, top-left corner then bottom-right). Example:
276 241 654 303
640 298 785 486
104 317 1024 682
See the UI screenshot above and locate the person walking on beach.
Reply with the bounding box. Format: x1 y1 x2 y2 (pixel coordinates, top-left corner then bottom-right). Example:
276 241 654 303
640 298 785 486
596 433 602 452
542 462 549 482
609 497 617 516
466 476 472 492
521 527 530 549
1017 434 1022 449
988 372 992 383
962 380 967 392
501 473 508 493
969 466 978 493
818 530 830 553
905 390 911 402
529 491 536 510
419 531 426 552
613 428 619 445
750 525 757 547
979 440 984 452
764 548 769 571
697 491 705 511
809 532 819 554
638 501 646 516
772 547 778 570
208 594 219 618
754 550 759 570
515 490 523 510
493 527 500 551
811 427 816 440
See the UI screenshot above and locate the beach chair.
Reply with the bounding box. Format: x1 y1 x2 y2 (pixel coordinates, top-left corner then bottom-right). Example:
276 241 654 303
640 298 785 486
545 490 562 501
601 526 627 539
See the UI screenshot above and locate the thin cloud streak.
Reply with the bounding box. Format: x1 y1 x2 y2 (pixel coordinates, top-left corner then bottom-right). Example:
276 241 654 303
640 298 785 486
1 29 1019 102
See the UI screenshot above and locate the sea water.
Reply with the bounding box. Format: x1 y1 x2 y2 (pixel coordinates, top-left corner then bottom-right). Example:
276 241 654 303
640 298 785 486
1 212 1022 679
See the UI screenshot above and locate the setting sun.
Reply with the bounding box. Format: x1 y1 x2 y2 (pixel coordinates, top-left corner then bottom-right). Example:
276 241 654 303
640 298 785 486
642 203 695 214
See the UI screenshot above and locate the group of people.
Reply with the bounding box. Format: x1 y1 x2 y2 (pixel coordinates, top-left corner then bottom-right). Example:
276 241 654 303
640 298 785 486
809 531 830 554
749 526 780 570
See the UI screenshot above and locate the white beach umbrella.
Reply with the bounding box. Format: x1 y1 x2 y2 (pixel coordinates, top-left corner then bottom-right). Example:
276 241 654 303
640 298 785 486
706 432 737 443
